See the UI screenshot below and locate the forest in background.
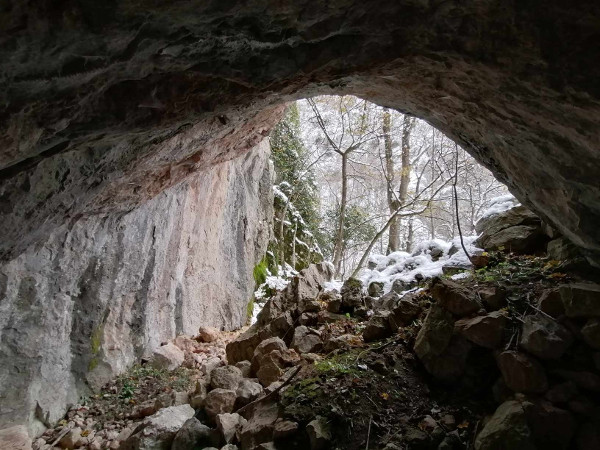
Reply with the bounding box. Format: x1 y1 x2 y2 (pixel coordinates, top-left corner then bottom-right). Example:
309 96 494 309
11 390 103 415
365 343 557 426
256 96 509 298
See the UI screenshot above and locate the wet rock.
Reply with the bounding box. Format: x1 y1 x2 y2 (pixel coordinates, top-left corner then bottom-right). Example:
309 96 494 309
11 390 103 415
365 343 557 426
306 416 331 450
291 326 323 354
211 366 243 390
340 278 364 311
559 283 600 318
239 402 279 450
122 404 195 450
150 343 185 371
236 380 264 407
363 312 394 342
235 361 252 378
538 288 565 318
171 418 221 450
474 400 533 450
455 311 507 349
497 351 548 393
520 314 573 359
198 326 220 343
581 318 600 349
430 278 481 317
216 413 247 444
204 389 237 421
368 281 384 297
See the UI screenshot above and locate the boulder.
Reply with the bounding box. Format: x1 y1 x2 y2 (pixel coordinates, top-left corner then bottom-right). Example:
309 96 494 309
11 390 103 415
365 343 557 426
547 237 580 261
475 205 548 254
377 291 400 311
441 263 472 276
150 342 185 371
520 314 573 359
306 416 331 450
340 278 363 311
545 381 578 403
122 404 195 450
235 360 252 378
368 281 384 297
201 356 225 376
256 360 283 387
581 318 600 349
239 401 279 450
171 418 221 450
389 298 422 328
173 335 200 354
291 326 323 354
391 279 418 293
363 312 394 342
0 426 31 450
273 420 299 441
251 337 288 374
216 413 247 444
455 311 507 349
474 401 534 450
198 326 220 343
236 379 264 407
325 294 342 313
269 313 294 343
298 312 318 327
477 286 507 311
559 283 600 318
226 326 265 365
211 365 243 390
497 351 548 393
189 379 208 409
414 305 471 381
430 278 481 317
523 400 576 450
204 389 237 421
58 427 83 449
538 289 565 318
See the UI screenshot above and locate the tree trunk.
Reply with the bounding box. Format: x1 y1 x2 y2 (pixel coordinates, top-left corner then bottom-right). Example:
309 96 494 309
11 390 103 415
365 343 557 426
278 200 290 266
291 222 297 269
382 109 400 254
332 153 348 277
406 217 414 252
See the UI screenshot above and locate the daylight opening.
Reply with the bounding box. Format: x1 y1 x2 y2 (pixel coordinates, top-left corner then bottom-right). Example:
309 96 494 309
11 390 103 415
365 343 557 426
253 96 512 317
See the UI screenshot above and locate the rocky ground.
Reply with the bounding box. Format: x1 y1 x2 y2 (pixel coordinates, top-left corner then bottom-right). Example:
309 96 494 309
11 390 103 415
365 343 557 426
28 206 600 450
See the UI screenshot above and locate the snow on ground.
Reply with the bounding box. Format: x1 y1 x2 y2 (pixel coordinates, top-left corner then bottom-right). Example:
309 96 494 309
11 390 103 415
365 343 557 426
359 236 482 295
478 194 519 220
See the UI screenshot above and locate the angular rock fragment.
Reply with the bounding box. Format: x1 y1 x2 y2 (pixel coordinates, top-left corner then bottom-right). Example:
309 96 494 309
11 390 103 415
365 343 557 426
291 326 323 354
204 389 237 421
306 416 331 450
455 311 507 349
171 418 221 450
497 351 548 394
363 312 394 342
520 314 573 359
210 365 243 390
150 342 185 371
216 413 247 444
560 283 600 318
430 278 481 317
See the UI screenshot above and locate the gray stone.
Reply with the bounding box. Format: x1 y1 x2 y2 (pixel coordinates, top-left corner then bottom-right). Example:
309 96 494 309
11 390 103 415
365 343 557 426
538 288 565 318
306 416 331 450
211 365 243 390
198 326 220 343
122 404 195 450
216 413 247 444
474 401 534 450
150 343 185 371
547 237 580 261
520 314 573 359
236 379 264 407
234 361 252 378
239 402 279 450
368 281 384 297
389 298 421 328
171 418 221 450
340 278 364 310
204 389 237 421
0 426 32 450
202 356 225 376
363 312 394 342
291 326 323 354
0 141 273 434
273 420 299 441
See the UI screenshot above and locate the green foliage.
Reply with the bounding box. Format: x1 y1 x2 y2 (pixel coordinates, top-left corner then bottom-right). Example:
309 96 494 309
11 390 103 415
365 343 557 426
119 380 135 399
270 104 324 270
253 257 269 287
246 297 254 324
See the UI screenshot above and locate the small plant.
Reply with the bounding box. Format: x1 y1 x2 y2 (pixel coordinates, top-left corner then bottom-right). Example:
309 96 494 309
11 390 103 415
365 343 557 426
119 380 134 399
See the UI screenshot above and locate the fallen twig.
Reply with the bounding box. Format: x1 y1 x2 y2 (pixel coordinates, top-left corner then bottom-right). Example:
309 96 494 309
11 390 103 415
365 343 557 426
365 415 373 450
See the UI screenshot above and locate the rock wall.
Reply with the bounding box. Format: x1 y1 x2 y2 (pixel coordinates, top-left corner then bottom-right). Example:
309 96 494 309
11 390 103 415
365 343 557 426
0 140 273 435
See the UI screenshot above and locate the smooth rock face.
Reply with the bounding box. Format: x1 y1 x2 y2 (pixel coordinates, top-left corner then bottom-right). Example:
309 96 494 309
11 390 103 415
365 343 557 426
0 425 32 450
0 141 272 434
